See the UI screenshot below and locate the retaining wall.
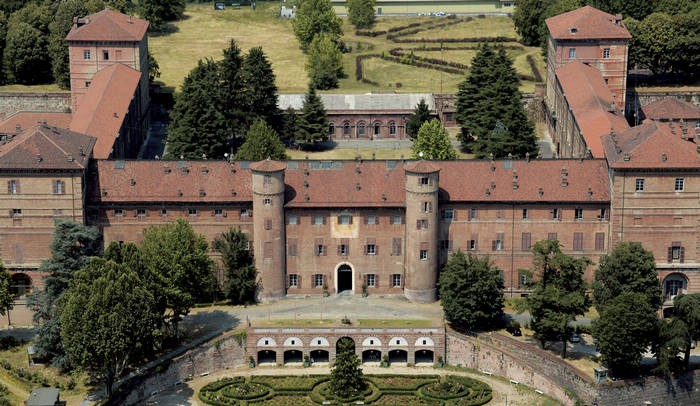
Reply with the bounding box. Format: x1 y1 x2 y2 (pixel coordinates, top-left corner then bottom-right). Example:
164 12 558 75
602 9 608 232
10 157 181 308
0 92 71 120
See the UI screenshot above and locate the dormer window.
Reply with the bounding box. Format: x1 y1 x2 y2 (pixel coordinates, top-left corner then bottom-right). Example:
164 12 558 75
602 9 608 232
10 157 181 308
570 27 578 34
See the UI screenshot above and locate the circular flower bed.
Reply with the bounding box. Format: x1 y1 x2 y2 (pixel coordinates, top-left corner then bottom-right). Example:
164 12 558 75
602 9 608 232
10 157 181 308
220 382 269 400
420 376 492 405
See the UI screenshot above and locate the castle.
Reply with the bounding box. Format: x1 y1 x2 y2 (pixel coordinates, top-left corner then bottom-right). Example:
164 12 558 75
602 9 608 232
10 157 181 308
0 7 697 314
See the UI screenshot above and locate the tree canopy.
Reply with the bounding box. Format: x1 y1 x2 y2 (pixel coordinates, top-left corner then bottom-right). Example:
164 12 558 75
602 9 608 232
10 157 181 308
330 337 366 399
512 0 581 47
655 294 700 375
241 47 279 126
411 119 457 160
455 44 537 158
213 228 258 304
235 119 288 161
0 260 13 322
347 0 376 29
524 239 591 358
295 87 329 147
405 98 432 140
593 241 660 310
306 33 344 90
138 0 185 32
292 0 343 51
439 251 504 330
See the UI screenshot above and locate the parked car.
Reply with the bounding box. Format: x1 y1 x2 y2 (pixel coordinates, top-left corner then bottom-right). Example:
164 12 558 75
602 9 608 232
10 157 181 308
569 333 581 343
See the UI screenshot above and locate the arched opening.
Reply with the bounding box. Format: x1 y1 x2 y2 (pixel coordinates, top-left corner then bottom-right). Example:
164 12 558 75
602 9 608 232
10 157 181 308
283 350 303 364
10 273 31 298
257 350 276 365
373 122 381 138
362 349 381 363
337 264 353 293
388 349 407 363
328 122 335 136
336 336 355 354
343 122 351 137
389 121 397 136
664 273 687 302
415 350 434 364
357 122 366 137
310 349 329 363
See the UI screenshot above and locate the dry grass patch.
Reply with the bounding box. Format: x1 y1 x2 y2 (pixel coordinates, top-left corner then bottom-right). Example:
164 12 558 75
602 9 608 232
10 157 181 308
0 84 67 93
400 16 516 39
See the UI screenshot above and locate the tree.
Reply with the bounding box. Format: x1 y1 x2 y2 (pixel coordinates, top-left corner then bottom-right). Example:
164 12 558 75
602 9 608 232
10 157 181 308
657 294 700 373
213 228 258 304
28 221 100 369
626 13 675 74
330 337 366 399
148 53 160 83
2 22 51 84
60 258 158 402
241 47 279 126
306 33 344 90
593 241 660 310
138 0 185 32
455 44 537 158
405 98 432 140
0 260 13 325
593 292 658 378
512 0 546 46
219 40 248 143
524 240 591 358
139 219 215 341
295 87 329 147
347 0 375 29
0 12 7 85
587 0 660 21
411 119 457 160
292 0 343 51
280 106 300 146
167 58 228 159
439 251 504 330
234 119 288 162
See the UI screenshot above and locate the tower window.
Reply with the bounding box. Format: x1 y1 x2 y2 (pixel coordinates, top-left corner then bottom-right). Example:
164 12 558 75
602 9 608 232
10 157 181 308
102 50 109 60
263 198 272 206
635 178 645 191
603 48 610 58
675 178 684 191
419 250 428 260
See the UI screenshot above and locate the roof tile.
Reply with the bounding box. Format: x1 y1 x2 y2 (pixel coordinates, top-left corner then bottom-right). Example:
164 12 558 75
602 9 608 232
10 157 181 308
65 9 148 42
0 125 95 170
546 6 631 40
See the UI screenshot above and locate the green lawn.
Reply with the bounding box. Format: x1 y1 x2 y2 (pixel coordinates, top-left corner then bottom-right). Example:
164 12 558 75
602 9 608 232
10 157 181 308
0 84 67 93
399 16 516 39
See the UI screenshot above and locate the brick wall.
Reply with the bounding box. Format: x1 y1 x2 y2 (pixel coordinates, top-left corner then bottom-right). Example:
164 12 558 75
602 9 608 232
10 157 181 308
0 93 71 120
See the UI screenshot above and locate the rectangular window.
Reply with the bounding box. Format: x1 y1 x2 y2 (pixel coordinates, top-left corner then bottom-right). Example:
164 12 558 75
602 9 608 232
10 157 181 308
635 178 645 191
439 240 453 251
522 209 528 219
603 48 610 58
263 198 272 206
548 232 558 241
366 215 377 225
366 243 376 255
85 81 91 88
419 250 428 260
421 201 432 213
468 239 477 251
599 208 608 220
669 242 684 263
263 241 272 258
288 239 298 256
314 274 324 287
568 48 576 59
313 214 325 225
264 218 272 230
519 273 528 287
188 208 198 216
338 243 349 256
136 208 146 217
114 209 124 216
366 274 376 287
416 219 428 230
161 208 168 216
551 208 560 220
316 243 326 256
115 49 122 60
289 274 298 287
521 232 531 251
441 209 454 221
53 180 65 194
392 237 402 255
7 180 18 195
287 214 298 225
574 208 583 220
102 50 109 60
573 232 584 251
392 274 401 287
338 214 352 225
419 177 429 185
469 208 478 220
390 215 402 225
595 232 605 251
493 233 504 251
675 178 684 191
214 209 223 216
11 208 22 217
83 49 91 60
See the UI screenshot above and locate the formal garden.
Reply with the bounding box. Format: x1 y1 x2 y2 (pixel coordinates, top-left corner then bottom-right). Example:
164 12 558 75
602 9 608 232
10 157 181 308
199 374 492 405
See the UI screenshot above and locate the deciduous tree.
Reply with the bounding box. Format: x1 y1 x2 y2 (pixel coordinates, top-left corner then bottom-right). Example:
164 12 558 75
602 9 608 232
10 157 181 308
295 87 329 147
593 241 660 310
524 240 591 358
593 292 658 378
0 260 13 325
405 98 431 140
2 22 51 84
439 251 504 330
656 294 700 373
213 228 258 304
138 0 185 32
306 33 344 90
330 337 366 399
411 119 457 160
234 119 288 161
292 0 343 51
60 258 158 402
347 0 376 29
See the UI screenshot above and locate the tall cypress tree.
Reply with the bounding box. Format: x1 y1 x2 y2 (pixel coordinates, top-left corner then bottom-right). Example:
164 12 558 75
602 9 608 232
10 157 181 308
295 87 328 147
220 40 248 142
241 46 279 127
455 44 537 158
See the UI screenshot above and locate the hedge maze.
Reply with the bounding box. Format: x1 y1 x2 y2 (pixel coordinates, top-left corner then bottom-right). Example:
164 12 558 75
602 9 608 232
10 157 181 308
199 374 493 405
353 16 543 87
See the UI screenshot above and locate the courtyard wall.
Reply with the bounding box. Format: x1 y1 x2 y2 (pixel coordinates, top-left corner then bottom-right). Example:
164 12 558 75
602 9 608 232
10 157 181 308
0 92 71 120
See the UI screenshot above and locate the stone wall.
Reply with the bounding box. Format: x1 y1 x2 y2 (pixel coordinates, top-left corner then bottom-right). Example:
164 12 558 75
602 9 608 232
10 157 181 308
118 330 247 405
597 371 700 406
0 92 71 120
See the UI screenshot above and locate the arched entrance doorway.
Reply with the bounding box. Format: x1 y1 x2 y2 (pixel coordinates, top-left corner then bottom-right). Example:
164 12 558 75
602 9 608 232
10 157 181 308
10 273 31 298
283 350 303 364
388 349 407 363
310 349 329 363
362 349 381 363
257 350 276 364
336 264 353 293
415 350 434 364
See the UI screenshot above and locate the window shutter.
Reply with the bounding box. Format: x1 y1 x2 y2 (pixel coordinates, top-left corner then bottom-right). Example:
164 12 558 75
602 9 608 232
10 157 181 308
416 220 421 230
322 274 327 287
298 274 302 288
668 246 673 262
680 247 685 263
337 244 343 255
6 181 10 194
595 233 605 251
337 215 342 224
375 274 379 287
452 210 457 221
349 215 353 225
557 210 562 220
492 240 497 250
448 240 453 251
322 215 326 225
248 209 253 218
61 181 66 193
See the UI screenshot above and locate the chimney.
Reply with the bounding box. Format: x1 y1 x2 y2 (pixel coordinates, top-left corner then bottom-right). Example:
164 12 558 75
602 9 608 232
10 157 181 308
614 14 623 25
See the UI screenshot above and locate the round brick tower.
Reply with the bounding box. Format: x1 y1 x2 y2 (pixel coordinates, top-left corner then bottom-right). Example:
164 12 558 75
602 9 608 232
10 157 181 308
250 159 287 300
404 161 440 303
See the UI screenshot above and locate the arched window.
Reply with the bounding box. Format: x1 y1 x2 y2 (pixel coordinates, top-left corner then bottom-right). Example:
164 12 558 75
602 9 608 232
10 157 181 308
389 121 397 135
373 122 381 137
664 274 687 301
357 122 366 136
328 122 335 135
343 122 351 137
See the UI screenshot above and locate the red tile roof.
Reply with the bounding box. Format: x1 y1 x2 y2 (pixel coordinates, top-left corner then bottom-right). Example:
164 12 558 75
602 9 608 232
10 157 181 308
0 112 72 135
90 161 252 203
642 98 700 121
69 64 142 159
0 125 95 170
603 121 700 169
250 159 287 172
405 160 440 173
65 9 148 42
546 6 631 40
556 62 629 157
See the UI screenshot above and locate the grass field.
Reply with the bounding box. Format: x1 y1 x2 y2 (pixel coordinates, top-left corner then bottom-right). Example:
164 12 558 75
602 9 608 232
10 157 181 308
0 84 67 93
149 2 544 94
